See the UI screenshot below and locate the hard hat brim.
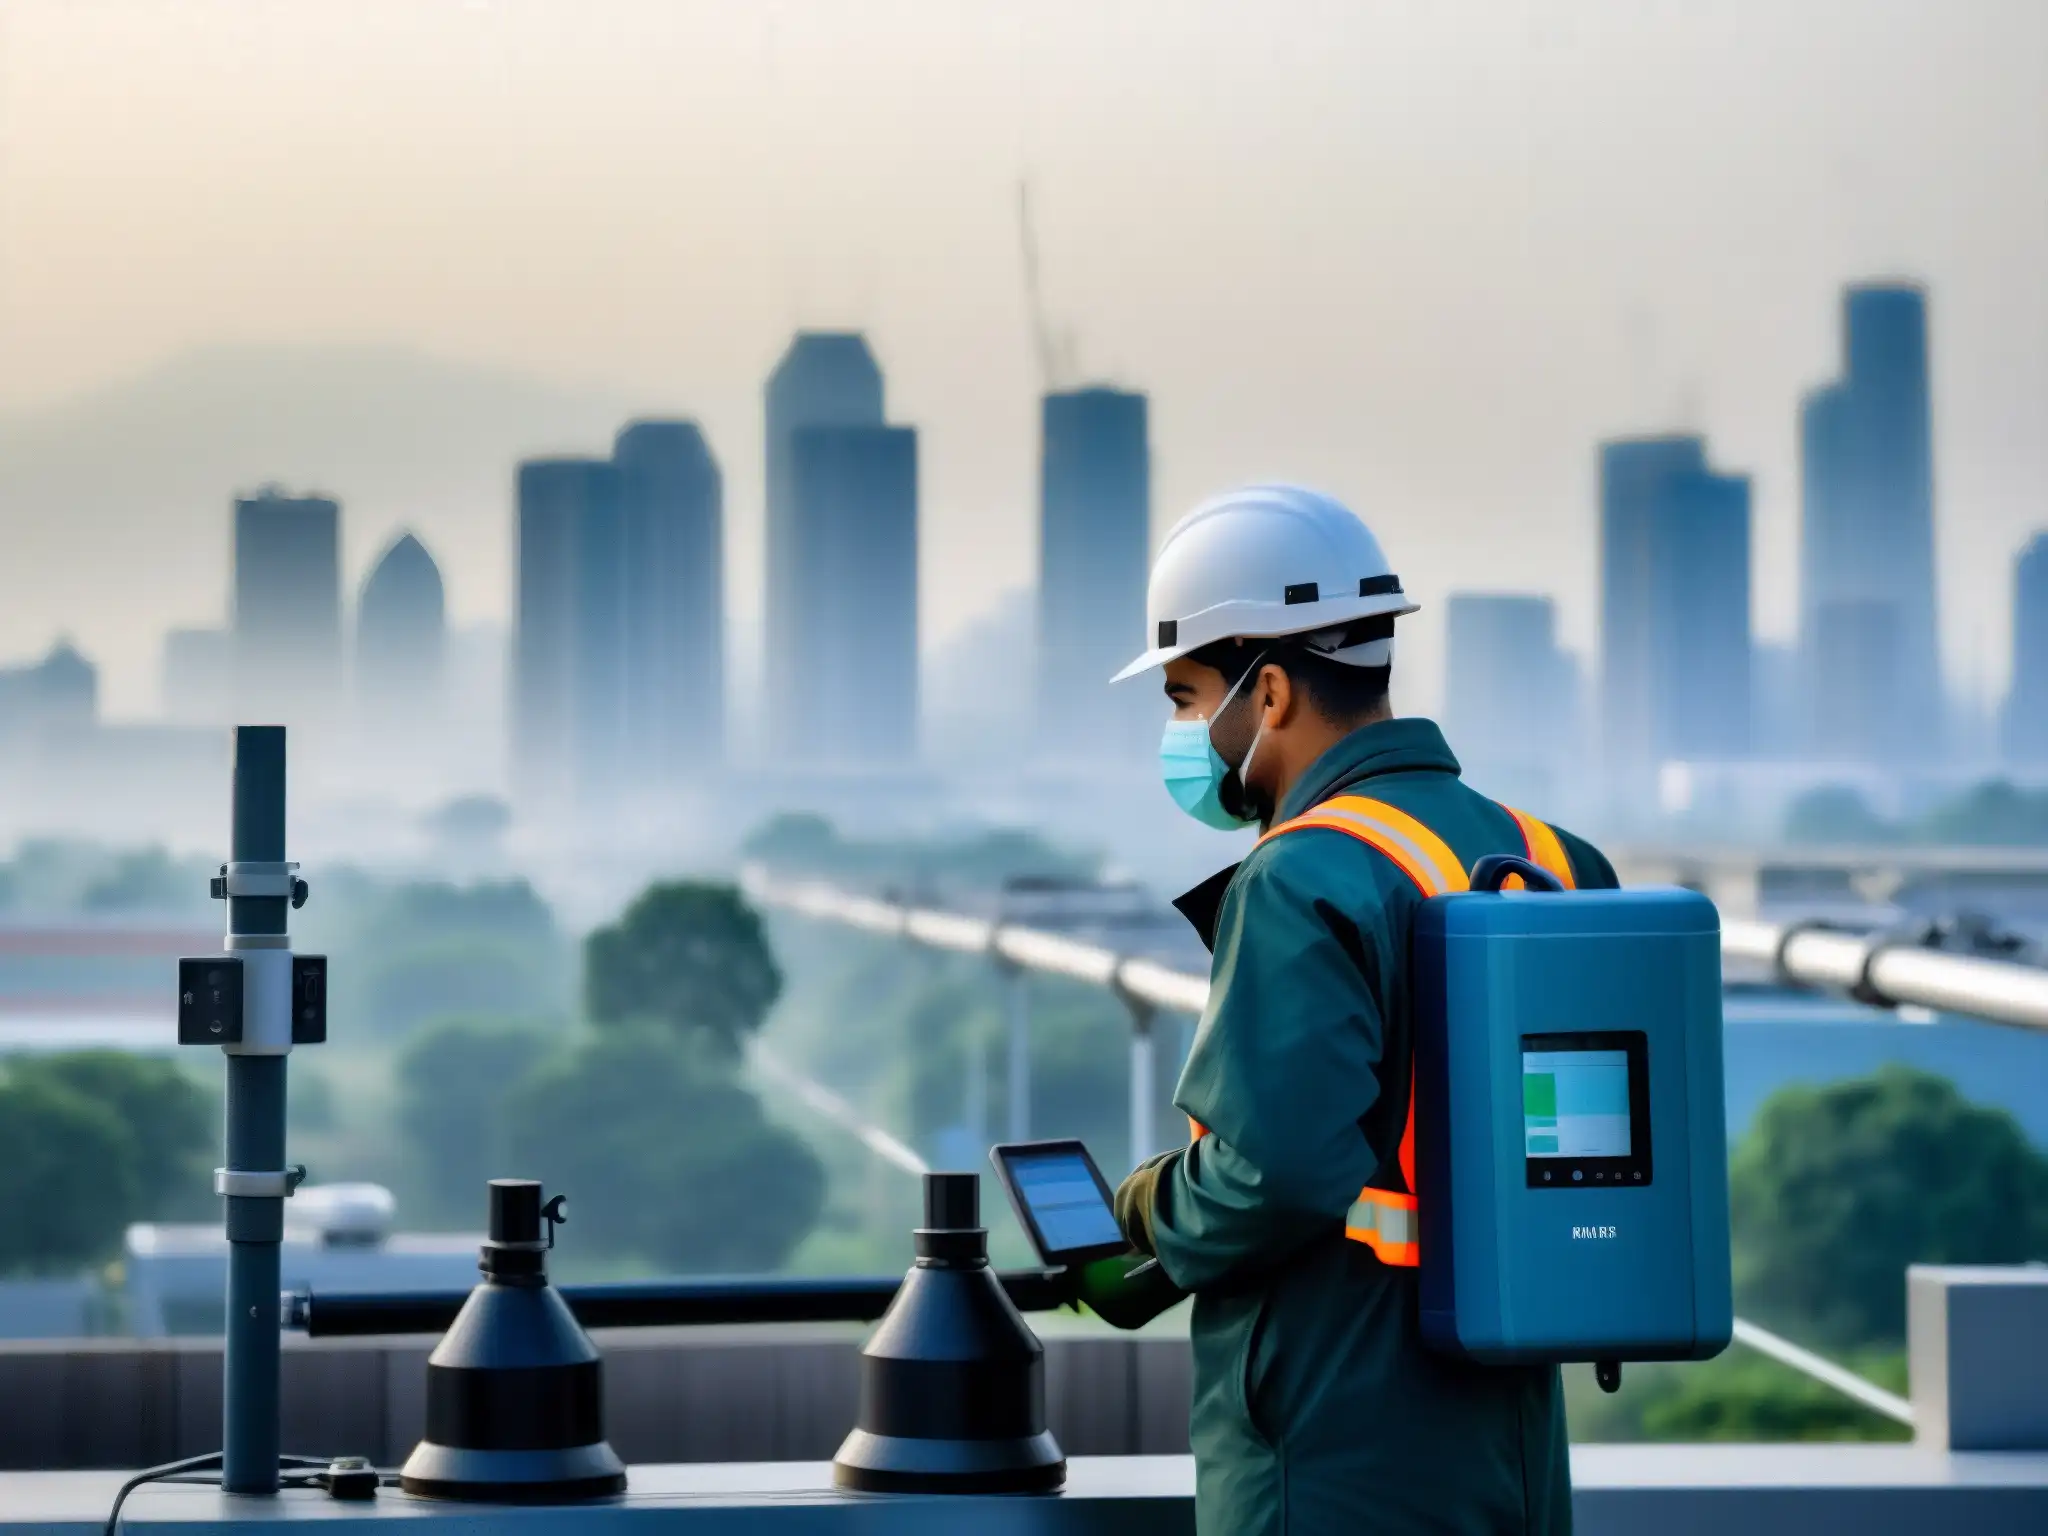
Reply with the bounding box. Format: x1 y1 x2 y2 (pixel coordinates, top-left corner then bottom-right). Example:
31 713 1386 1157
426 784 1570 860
1109 646 1183 685
1110 591 1419 684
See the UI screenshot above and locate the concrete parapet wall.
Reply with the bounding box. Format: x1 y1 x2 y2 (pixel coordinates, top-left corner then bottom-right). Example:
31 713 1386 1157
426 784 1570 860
0 1326 1194 1472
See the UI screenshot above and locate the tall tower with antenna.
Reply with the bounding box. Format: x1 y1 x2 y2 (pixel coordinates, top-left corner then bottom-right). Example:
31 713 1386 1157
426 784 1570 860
1022 180 1152 762
1018 181 1075 391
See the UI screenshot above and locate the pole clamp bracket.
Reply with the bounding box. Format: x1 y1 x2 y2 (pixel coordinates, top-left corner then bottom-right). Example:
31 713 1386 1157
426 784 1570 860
1109 967 1156 1033
1846 922 1940 1010
211 862 309 908
1770 918 1845 991
215 1164 307 1199
1773 918 1915 1011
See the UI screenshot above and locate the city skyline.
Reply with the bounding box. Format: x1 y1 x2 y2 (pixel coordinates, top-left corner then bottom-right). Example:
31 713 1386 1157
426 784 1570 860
17 276 2048 803
0 3 2044 724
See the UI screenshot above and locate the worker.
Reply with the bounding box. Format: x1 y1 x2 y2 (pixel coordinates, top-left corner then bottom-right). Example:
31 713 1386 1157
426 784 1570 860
1108 485 1616 1536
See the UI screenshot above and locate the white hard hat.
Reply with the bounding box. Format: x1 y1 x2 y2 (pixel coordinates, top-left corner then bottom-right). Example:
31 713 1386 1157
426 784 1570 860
1112 484 1419 682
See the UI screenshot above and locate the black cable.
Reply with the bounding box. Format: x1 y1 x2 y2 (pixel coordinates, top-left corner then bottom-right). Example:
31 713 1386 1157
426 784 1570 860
103 1454 341 1535
104 1453 219 1536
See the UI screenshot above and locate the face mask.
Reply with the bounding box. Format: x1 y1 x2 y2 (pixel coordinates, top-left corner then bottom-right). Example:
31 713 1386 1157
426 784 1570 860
1160 656 1269 830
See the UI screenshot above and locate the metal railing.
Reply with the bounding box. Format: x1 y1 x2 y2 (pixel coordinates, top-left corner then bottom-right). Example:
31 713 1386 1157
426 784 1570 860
749 871 1210 1014
1723 919 2048 1033
743 865 2048 1429
751 867 2048 1038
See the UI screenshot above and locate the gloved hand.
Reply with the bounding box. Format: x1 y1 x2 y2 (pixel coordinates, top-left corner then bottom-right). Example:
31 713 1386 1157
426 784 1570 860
1113 1150 1181 1258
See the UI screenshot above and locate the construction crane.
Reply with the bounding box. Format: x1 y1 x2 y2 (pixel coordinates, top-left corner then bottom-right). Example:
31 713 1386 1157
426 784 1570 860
1017 179 1075 392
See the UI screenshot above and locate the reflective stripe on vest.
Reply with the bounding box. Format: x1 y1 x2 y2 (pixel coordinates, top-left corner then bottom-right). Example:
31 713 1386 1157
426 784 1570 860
1503 805 1579 891
1184 796 1576 1271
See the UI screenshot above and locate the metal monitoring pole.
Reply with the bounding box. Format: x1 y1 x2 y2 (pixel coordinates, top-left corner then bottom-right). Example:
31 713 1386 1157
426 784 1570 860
965 1020 989 1146
223 728 294 1494
1126 1000 1156 1172
1003 965 1030 1142
177 727 323 1496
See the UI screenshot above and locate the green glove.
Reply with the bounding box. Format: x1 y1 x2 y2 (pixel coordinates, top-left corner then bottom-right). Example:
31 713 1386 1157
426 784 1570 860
1073 1250 1189 1331
1113 1150 1181 1257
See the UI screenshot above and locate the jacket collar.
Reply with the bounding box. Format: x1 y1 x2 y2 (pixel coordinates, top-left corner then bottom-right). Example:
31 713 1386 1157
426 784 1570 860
1273 715 1462 824
1170 717 1462 953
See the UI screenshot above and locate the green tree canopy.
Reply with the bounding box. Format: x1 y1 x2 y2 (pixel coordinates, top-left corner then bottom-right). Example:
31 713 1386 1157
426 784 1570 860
1730 1065 2048 1349
0 840 211 915
1570 1350 1912 1445
10 1052 214 1215
299 876 573 1039
395 1019 558 1224
740 814 1098 893
1917 780 2048 846
425 795 513 846
507 1028 824 1273
584 882 782 1052
1782 786 1896 845
80 848 215 913
0 1054 217 1272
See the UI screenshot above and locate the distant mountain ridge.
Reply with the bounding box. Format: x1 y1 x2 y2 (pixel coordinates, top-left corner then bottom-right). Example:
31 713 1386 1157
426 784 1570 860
0 344 631 713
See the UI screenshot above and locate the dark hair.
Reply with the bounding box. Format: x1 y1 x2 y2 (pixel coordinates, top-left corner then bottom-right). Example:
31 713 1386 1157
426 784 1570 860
1187 619 1391 725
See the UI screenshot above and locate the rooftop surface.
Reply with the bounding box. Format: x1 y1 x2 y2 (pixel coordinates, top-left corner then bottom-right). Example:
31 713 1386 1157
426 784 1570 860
6 1450 2048 1535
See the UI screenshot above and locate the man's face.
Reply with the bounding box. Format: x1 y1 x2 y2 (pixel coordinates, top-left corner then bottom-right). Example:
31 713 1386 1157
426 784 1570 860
1161 650 1276 821
1162 651 1267 775
1161 656 1231 724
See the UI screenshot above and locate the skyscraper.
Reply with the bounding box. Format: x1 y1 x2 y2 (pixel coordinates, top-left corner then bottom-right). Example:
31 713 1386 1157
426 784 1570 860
1655 466 1753 761
233 488 342 727
162 627 231 726
0 640 96 745
1751 641 1804 759
1444 593 1572 796
512 458 627 807
2005 533 2048 764
764 333 886 757
1799 283 1940 761
614 420 724 774
1038 387 1151 761
355 531 447 740
1600 436 1753 795
790 424 920 762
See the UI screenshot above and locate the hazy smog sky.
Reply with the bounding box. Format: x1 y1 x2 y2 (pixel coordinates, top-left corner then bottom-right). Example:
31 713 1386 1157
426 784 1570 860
0 0 2044 720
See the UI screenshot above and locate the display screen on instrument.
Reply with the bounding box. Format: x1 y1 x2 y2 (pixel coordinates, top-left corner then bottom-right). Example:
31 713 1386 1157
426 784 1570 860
1009 1151 1123 1252
1520 1031 1652 1187
1523 1049 1630 1157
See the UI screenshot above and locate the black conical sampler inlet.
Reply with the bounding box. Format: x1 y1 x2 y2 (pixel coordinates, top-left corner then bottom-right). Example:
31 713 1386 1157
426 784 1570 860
832 1172 1065 1494
399 1180 627 1502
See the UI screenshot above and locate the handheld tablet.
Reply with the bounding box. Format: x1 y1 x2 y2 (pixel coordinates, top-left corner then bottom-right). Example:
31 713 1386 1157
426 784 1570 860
989 1139 1131 1267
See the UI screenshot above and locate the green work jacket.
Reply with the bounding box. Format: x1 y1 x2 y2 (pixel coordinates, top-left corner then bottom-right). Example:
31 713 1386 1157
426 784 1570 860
1127 717 1617 1536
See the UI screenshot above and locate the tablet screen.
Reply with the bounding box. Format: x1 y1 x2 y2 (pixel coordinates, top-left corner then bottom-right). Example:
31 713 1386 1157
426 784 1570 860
1012 1150 1123 1251
990 1140 1129 1264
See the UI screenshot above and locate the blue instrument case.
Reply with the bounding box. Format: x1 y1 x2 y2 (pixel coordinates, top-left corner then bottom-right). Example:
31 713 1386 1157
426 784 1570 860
1412 858 1732 1366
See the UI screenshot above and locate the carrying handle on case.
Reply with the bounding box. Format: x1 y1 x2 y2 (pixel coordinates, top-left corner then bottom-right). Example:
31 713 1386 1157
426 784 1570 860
1469 854 1565 894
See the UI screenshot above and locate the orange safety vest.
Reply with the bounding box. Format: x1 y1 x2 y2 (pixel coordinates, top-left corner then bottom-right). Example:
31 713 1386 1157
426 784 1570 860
1187 798 1578 1268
